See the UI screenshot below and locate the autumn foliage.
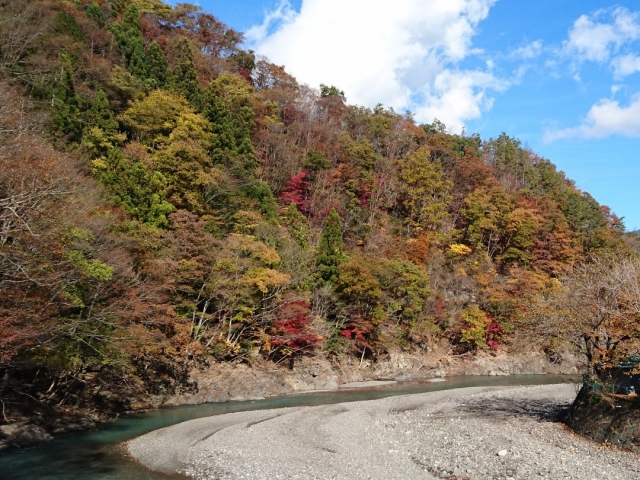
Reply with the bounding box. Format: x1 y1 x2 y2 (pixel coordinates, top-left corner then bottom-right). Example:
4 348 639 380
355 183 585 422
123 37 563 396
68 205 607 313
269 300 322 357
0 0 637 425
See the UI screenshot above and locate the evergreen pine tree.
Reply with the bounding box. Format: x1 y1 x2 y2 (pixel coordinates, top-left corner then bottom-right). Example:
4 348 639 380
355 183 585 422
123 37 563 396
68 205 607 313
50 69 85 144
86 89 118 132
82 89 126 157
234 105 257 159
283 203 309 249
145 41 169 89
243 181 279 223
316 209 347 285
54 12 86 42
111 4 146 78
171 38 202 109
92 149 175 227
204 93 236 160
85 2 106 29
203 88 258 175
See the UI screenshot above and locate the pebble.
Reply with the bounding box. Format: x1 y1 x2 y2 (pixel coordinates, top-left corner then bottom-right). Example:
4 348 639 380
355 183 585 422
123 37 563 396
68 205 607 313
128 384 640 480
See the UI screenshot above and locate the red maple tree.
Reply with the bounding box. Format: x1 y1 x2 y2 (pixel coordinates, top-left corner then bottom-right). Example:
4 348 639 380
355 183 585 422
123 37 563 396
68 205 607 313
280 171 309 214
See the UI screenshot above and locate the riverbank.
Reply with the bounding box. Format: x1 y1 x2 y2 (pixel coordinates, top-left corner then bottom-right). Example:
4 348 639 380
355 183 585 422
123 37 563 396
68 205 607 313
127 383 639 479
155 349 584 408
0 349 584 451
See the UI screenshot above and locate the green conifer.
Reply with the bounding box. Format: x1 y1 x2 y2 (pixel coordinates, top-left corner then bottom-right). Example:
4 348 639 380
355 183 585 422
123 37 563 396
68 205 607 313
92 149 175 227
243 182 279 223
204 93 235 159
82 89 125 157
86 89 118 132
203 90 258 175
171 38 202 109
283 203 309 249
50 69 84 144
111 4 146 78
54 12 86 42
316 209 347 285
85 2 106 29
145 41 169 89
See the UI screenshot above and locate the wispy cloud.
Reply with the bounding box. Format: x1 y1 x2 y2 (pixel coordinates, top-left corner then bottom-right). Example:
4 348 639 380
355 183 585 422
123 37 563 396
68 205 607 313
543 6 640 141
245 0 296 43
563 7 640 63
247 0 501 132
611 53 640 78
544 94 640 141
510 40 543 60
559 7 640 80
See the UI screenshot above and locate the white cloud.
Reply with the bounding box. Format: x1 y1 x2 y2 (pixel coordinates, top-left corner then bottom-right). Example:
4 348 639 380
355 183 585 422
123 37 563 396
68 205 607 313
563 7 640 63
245 1 296 43
511 40 543 60
247 0 501 131
611 53 640 78
413 69 507 132
544 94 640 141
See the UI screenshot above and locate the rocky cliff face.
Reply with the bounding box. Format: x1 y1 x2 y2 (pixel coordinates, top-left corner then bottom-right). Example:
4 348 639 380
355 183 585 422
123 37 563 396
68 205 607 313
160 349 585 407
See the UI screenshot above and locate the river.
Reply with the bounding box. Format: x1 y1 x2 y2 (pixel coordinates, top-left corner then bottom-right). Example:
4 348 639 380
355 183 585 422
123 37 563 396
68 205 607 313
0 375 577 479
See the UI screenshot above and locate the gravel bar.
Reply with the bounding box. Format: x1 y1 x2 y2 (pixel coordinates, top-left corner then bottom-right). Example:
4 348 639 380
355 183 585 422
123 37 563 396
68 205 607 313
126 384 639 479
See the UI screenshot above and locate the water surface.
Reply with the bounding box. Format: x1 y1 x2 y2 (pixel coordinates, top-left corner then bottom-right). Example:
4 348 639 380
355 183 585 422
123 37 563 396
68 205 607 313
0 375 578 479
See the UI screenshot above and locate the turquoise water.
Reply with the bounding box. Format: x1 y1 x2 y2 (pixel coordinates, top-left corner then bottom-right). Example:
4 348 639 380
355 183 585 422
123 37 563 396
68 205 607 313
0 375 577 479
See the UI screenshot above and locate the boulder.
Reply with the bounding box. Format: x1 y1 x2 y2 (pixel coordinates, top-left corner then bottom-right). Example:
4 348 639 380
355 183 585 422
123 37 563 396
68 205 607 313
0 423 53 450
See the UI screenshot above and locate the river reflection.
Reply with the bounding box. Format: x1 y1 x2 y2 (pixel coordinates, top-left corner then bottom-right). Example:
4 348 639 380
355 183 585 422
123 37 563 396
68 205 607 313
0 375 578 480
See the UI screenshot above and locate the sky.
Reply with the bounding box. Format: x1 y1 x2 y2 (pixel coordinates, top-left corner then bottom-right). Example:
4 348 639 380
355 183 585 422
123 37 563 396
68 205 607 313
175 0 640 230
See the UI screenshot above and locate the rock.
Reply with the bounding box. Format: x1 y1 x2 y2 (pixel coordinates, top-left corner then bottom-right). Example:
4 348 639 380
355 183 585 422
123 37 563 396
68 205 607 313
149 395 166 408
0 423 53 449
229 395 265 402
160 349 584 410
566 388 640 453
134 384 640 480
339 380 397 389
98 390 118 401
51 415 96 434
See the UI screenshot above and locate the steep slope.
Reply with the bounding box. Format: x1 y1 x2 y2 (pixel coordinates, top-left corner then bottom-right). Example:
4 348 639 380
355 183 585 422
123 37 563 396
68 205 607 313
0 0 636 441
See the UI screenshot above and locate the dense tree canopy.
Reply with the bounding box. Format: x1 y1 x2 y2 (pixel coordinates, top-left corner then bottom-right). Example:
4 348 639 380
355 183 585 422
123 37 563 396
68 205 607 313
0 0 636 426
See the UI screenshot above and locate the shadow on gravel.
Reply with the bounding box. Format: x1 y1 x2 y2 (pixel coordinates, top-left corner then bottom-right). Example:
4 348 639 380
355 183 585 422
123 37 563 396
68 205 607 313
456 397 572 422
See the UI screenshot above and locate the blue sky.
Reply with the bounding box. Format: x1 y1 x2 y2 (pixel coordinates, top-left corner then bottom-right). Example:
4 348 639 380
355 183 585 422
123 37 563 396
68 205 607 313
176 0 640 230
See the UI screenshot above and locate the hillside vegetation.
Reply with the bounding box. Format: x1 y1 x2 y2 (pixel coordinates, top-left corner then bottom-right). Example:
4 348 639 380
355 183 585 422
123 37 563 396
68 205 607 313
1 0 639 423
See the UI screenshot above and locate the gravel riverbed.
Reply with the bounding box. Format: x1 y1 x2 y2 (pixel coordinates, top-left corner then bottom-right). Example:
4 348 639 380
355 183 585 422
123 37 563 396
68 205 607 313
126 384 639 479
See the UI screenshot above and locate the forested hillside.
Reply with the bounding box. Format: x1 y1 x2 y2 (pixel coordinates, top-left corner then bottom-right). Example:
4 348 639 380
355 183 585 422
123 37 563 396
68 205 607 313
1 0 638 425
